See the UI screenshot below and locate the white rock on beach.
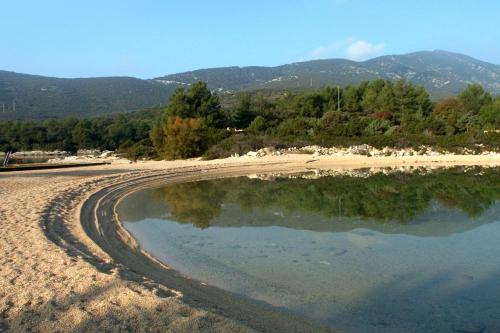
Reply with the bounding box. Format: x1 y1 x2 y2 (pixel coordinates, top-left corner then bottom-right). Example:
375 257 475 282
246 151 258 157
99 150 114 158
233 144 499 159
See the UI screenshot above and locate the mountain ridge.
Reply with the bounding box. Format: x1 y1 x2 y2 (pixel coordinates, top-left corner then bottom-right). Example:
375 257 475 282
156 50 500 96
0 70 174 120
1 50 499 120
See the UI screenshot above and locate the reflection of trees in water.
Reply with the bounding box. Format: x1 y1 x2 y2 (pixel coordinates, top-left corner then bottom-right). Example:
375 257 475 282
153 168 500 228
434 187 496 217
152 181 227 228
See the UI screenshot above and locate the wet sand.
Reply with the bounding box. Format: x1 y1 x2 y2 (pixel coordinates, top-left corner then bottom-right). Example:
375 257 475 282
1 153 499 332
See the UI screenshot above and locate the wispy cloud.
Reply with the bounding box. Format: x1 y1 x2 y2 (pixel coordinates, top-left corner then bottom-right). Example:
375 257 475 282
346 40 386 60
306 38 386 61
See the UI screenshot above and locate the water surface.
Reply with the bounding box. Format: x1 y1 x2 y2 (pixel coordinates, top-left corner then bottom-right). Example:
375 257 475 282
8 156 50 165
118 167 500 332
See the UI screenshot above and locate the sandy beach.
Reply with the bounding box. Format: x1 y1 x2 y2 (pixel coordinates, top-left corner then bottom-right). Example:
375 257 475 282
1 153 500 333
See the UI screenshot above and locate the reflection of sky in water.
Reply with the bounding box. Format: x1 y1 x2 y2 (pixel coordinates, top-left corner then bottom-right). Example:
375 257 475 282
118 172 500 333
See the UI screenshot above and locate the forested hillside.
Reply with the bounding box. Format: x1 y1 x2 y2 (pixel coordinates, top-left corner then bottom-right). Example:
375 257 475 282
1 50 499 120
0 71 173 120
157 50 500 98
2 80 498 160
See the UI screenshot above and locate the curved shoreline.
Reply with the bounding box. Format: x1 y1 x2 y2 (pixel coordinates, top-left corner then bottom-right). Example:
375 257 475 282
46 164 338 333
2 154 500 332
73 159 500 332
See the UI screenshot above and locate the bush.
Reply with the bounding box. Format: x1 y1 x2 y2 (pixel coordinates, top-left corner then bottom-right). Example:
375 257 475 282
275 118 310 137
203 133 315 160
364 119 391 136
247 116 266 133
155 117 208 160
203 134 265 159
120 138 158 161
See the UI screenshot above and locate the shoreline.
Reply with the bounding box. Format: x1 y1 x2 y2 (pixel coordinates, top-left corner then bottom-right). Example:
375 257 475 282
0 162 109 172
1 154 499 332
77 165 338 332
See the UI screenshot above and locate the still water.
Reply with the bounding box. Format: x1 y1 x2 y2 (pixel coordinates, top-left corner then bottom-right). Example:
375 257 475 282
117 167 500 332
8 156 50 164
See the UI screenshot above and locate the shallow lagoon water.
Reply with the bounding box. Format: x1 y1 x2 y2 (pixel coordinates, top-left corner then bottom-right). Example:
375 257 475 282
117 167 500 332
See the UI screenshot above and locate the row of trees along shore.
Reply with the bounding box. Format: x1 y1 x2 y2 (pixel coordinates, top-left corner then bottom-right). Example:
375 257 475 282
1 80 499 160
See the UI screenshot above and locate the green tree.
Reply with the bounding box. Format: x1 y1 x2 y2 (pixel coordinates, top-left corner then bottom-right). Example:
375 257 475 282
364 119 391 136
377 83 396 113
248 115 266 133
459 84 492 115
343 85 361 112
295 93 324 118
276 118 310 137
321 86 342 113
479 98 500 129
393 81 432 118
361 79 386 113
166 82 225 128
232 93 255 128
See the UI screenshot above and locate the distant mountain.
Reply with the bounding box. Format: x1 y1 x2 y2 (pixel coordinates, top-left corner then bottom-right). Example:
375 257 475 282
1 50 499 120
0 71 173 120
156 50 500 97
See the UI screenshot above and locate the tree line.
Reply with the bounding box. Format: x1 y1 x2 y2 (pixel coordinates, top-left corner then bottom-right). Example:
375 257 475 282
1 80 499 159
0 108 160 159
151 80 500 159
147 167 500 229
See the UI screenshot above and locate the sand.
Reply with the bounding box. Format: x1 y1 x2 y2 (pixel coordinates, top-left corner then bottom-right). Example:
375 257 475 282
1 153 499 333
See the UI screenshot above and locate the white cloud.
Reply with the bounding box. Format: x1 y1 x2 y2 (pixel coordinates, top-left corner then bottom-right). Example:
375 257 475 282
346 40 386 61
305 38 386 61
308 41 345 59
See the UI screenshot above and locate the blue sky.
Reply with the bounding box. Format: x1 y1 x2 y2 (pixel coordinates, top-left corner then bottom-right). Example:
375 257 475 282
1 0 498 78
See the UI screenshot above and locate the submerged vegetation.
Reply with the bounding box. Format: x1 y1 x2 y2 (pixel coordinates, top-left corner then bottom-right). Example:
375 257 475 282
0 80 499 159
146 167 500 229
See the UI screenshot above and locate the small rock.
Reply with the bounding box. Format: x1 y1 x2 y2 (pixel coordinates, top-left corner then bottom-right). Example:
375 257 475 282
246 151 258 157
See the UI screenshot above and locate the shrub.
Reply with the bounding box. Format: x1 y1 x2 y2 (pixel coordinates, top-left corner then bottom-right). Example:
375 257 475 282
158 117 207 160
247 116 266 133
120 138 158 161
364 119 392 136
203 134 265 159
276 118 310 137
